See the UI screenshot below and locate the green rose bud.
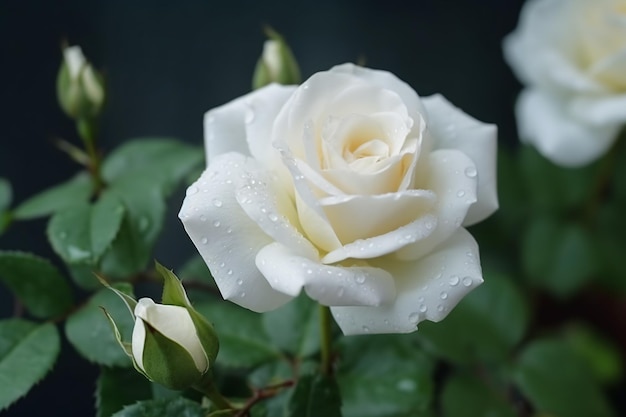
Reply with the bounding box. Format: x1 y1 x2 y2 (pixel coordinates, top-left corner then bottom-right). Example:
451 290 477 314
101 263 219 391
57 45 105 119
252 28 301 89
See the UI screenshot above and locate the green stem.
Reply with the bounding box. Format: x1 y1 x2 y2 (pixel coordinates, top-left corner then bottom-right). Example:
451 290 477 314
319 304 333 376
77 117 104 194
194 374 233 411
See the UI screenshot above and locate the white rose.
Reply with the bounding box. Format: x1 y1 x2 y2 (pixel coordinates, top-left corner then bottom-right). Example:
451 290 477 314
504 0 626 167
180 64 498 335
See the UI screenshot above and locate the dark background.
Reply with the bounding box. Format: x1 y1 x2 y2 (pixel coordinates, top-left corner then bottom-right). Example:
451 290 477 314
0 1 525 415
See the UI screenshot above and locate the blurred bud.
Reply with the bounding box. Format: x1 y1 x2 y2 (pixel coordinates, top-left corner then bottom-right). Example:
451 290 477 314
57 45 105 119
131 298 210 389
101 262 219 390
252 28 301 89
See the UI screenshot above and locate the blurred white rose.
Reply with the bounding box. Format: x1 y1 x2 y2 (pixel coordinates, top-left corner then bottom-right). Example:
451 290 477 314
180 64 498 335
504 0 626 166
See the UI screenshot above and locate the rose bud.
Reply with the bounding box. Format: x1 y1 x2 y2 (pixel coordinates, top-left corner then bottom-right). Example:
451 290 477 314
252 28 301 89
57 45 105 120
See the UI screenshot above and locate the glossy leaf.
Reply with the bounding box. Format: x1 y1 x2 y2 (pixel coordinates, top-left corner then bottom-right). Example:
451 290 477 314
111 397 206 417
0 320 60 410
514 339 614 417
13 172 92 220
338 335 434 417
286 374 341 417
65 284 135 367
441 373 516 417
0 251 73 319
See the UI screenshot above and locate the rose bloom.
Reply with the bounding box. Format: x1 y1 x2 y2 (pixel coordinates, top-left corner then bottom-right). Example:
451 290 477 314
180 64 497 335
504 0 626 167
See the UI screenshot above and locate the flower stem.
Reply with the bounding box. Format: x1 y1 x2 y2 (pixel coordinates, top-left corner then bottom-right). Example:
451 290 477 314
319 304 333 376
76 117 104 194
194 374 233 411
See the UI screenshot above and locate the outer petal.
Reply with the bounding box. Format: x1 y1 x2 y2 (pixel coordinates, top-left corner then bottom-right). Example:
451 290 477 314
204 84 295 165
516 89 620 167
570 92 626 126
502 0 605 93
256 242 396 307
396 149 478 260
331 228 482 335
179 153 292 312
423 94 498 225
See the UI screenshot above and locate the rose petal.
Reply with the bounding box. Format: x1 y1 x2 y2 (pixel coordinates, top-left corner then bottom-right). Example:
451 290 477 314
256 242 396 307
319 189 436 247
422 94 498 225
204 84 295 165
331 228 482 335
570 91 626 126
502 0 606 93
516 89 620 167
396 149 478 260
179 153 292 312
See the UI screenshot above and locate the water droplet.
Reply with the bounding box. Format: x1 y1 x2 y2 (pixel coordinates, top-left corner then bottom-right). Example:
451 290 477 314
200 215 207 222
212 199 223 208
240 291 246 298
437 304 444 312
200 237 208 245
337 287 345 297
306 268 313 275
419 304 427 313
462 276 473 287
417 296 424 303
213 220 221 227
464 166 477 178
355 273 366 284
236 279 243 285
362 326 370 333
186 186 199 196
396 379 416 392
268 213 278 222
384 319 390 325
409 312 420 323
226 227 233 234
457 190 466 197
425 220 434 230
227 269 233 275
449 275 460 286
440 291 448 300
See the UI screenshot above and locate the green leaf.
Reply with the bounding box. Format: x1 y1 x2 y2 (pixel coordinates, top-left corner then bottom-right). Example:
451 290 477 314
441 373 516 417
96 367 152 417
47 192 125 265
286 373 341 417
262 294 320 358
65 284 135 367
595 204 626 293
99 176 166 278
514 339 615 417
13 172 92 220
0 178 11 211
111 397 206 417
0 320 60 410
0 251 73 319
522 216 598 297
338 335 434 417
195 301 280 368
102 138 204 196
417 272 529 364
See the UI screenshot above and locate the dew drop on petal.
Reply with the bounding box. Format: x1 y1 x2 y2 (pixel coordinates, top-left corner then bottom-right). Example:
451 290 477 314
213 220 221 227
186 186 199 196
212 199 223 208
268 213 278 222
199 215 207 222
464 166 477 178
227 269 233 275
200 237 208 245
449 275 460 286
437 304 444 312
440 291 448 300
418 304 427 313
409 312 420 323
462 276 473 287
337 286 345 298
240 291 246 298
355 273 366 284
457 190 465 198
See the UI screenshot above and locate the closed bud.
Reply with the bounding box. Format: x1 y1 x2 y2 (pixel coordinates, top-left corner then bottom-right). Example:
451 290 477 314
57 45 105 119
252 28 301 89
131 298 210 390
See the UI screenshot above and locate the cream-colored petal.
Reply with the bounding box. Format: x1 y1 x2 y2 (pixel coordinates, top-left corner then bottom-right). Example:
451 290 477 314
134 298 208 372
204 84 295 165
319 190 436 246
131 317 147 371
569 91 626 126
179 153 293 312
516 89 620 167
396 149 478 260
422 94 498 225
256 242 396 307
331 228 482 335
